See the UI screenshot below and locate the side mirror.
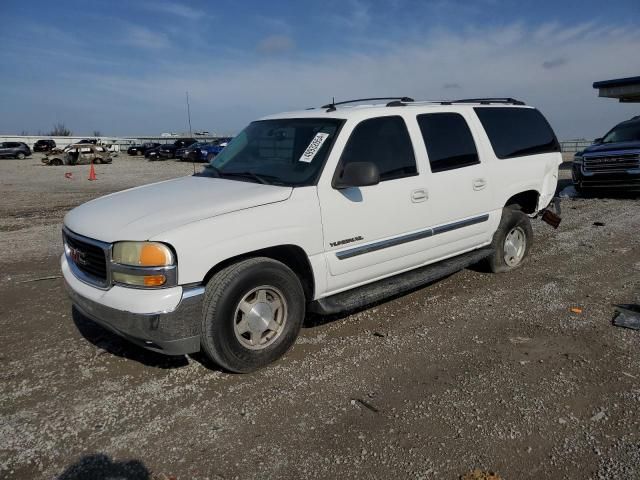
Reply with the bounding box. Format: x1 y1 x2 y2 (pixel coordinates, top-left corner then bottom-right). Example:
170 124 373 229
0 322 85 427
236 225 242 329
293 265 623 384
593 137 603 144
334 162 380 189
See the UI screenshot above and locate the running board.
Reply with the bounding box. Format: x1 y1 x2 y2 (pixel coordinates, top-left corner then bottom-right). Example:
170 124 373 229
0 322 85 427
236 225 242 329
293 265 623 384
309 247 493 315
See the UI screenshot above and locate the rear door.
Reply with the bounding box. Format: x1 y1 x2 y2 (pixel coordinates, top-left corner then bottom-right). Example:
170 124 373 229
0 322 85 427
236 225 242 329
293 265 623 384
79 147 94 164
413 111 495 257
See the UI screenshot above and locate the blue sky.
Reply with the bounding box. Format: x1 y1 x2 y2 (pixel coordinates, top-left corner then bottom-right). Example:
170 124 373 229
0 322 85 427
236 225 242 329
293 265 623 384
1 0 639 139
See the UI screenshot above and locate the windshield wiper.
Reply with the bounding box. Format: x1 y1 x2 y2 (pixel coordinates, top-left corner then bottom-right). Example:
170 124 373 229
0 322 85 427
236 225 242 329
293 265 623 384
220 171 272 185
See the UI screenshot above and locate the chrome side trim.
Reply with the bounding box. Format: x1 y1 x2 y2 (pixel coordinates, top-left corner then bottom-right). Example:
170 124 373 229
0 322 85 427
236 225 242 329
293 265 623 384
432 214 489 235
336 228 433 260
335 214 489 260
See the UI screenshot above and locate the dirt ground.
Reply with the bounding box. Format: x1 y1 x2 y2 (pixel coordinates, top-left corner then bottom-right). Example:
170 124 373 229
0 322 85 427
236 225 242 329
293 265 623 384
1 154 639 480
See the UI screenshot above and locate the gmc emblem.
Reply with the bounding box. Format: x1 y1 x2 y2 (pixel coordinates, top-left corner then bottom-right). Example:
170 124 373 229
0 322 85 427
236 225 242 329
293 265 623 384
69 247 88 266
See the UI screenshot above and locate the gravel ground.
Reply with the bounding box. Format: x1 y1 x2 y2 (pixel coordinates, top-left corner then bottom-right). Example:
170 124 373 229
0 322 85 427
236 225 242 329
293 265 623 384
0 155 639 479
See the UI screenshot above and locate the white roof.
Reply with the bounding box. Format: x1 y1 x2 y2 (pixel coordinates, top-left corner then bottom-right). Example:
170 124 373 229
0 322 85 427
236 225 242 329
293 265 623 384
260 100 534 122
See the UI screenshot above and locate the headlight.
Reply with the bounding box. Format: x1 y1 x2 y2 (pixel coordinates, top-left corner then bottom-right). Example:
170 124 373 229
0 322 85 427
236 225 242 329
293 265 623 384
111 242 176 288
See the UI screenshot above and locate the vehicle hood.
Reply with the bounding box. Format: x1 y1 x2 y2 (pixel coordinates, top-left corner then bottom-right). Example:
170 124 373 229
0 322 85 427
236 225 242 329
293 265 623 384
581 140 640 156
64 176 293 242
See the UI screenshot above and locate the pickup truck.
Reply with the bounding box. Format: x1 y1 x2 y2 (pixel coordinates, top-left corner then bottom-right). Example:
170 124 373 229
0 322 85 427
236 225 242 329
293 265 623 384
62 97 562 372
573 115 640 191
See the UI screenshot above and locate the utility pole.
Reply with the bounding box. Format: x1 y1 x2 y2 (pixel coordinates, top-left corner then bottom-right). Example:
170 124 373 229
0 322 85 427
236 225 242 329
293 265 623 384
186 91 192 137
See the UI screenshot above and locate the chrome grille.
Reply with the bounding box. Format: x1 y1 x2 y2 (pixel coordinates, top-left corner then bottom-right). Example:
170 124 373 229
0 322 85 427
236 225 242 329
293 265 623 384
63 229 110 287
583 154 640 173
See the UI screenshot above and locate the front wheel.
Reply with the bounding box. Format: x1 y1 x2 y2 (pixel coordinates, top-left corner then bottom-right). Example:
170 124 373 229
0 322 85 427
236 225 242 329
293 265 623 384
200 257 305 373
16 152 25 160
485 207 533 273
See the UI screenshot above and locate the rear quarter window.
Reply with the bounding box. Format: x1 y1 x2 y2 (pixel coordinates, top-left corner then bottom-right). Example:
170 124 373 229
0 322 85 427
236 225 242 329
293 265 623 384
474 107 560 159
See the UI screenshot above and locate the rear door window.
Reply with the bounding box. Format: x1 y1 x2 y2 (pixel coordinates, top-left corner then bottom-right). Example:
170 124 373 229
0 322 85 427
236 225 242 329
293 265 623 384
338 116 417 182
474 107 560 159
417 113 480 173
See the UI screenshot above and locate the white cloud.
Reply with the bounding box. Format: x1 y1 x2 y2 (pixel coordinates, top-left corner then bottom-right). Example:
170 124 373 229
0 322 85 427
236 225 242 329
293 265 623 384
145 1 205 20
5 21 640 138
123 25 171 49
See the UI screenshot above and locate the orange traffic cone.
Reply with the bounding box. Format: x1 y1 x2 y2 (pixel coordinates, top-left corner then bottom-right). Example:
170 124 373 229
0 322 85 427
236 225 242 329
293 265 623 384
88 161 97 181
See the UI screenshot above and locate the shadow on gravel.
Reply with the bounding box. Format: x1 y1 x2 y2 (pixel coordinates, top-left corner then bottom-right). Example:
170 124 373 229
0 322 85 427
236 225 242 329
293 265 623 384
72 307 189 369
57 453 150 480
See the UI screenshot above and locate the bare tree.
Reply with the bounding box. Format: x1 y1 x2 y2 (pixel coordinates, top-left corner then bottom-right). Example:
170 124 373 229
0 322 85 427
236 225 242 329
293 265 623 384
49 123 72 136
93 130 101 137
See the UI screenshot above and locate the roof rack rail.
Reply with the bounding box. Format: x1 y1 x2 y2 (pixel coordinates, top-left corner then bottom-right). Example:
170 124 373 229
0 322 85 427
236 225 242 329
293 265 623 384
451 97 525 105
322 97 414 112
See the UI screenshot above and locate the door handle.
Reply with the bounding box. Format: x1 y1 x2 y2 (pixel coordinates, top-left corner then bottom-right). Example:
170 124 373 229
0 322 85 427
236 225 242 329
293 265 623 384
411 189 428 203
473 178 487 190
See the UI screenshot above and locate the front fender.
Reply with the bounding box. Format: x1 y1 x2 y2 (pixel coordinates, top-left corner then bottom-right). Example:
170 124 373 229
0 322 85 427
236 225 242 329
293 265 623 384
152 186 325 287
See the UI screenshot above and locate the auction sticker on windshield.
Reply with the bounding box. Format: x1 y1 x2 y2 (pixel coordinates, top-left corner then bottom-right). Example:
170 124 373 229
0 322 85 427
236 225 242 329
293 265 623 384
299 132 330 163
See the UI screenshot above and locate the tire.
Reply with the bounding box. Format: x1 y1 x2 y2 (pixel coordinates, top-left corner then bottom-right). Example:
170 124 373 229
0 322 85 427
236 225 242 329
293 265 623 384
206 153 214 162
50 159 63 166
200 257 305 373
16 152 25 160
137 150 143 156
485 206 533 273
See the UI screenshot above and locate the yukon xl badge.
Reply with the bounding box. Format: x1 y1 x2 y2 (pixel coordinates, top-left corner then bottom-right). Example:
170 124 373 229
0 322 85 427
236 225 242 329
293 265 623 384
330 236 364 248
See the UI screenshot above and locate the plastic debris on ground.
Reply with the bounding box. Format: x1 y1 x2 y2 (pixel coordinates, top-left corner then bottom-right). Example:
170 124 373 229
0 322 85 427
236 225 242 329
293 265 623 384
612 304 640 330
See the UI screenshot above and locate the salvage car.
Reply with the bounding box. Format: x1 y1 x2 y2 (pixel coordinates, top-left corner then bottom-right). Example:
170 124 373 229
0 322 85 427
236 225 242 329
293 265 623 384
0 141 32 159
573 115 640 191
43 144 112 166
33 139 57 152
127 143 160 156
62 97 561 372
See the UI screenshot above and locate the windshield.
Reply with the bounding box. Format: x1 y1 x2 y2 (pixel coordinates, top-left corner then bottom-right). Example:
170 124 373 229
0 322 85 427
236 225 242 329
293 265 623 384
201 118 343 186
601 120 640 144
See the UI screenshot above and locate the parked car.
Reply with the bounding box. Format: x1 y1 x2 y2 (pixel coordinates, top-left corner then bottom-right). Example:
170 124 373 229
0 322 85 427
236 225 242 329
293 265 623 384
145 145 162 161
43 144 112 166
184 138 232 162
156 138 197 160
33 139 57 152
176 141 206 161
0 142 32 159
62 97 561 373
127 143 160 156
573 115 640 191
77 138 98 145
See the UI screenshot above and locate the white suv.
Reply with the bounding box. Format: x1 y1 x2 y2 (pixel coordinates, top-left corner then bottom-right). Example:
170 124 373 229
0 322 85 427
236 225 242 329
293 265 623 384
62 97 562 372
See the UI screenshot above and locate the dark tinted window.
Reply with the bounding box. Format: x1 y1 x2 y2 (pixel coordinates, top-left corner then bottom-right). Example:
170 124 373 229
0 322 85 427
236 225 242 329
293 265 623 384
417 113 479 173
339 116 416 182
474 107 560 159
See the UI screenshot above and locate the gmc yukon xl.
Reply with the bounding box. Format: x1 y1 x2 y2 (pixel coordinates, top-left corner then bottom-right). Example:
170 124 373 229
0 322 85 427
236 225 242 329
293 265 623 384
62 97 562 372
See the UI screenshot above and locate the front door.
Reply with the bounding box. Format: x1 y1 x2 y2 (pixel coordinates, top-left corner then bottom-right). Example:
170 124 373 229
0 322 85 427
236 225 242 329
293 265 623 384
317 115 437 293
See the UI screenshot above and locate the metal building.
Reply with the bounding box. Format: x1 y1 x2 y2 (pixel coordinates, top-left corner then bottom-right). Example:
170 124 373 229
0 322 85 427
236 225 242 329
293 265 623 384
593 76 640 103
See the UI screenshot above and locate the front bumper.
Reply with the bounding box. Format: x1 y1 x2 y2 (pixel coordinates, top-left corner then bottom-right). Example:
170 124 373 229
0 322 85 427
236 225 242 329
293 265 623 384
63 255 203 355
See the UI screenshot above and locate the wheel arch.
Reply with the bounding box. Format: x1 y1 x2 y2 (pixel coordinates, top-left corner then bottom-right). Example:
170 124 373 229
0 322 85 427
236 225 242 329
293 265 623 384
202 244 315 301
504 190 540 214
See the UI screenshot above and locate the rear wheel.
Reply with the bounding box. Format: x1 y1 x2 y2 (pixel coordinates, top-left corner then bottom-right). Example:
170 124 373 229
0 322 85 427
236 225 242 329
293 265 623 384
200 257 305 373
485 207 533 273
